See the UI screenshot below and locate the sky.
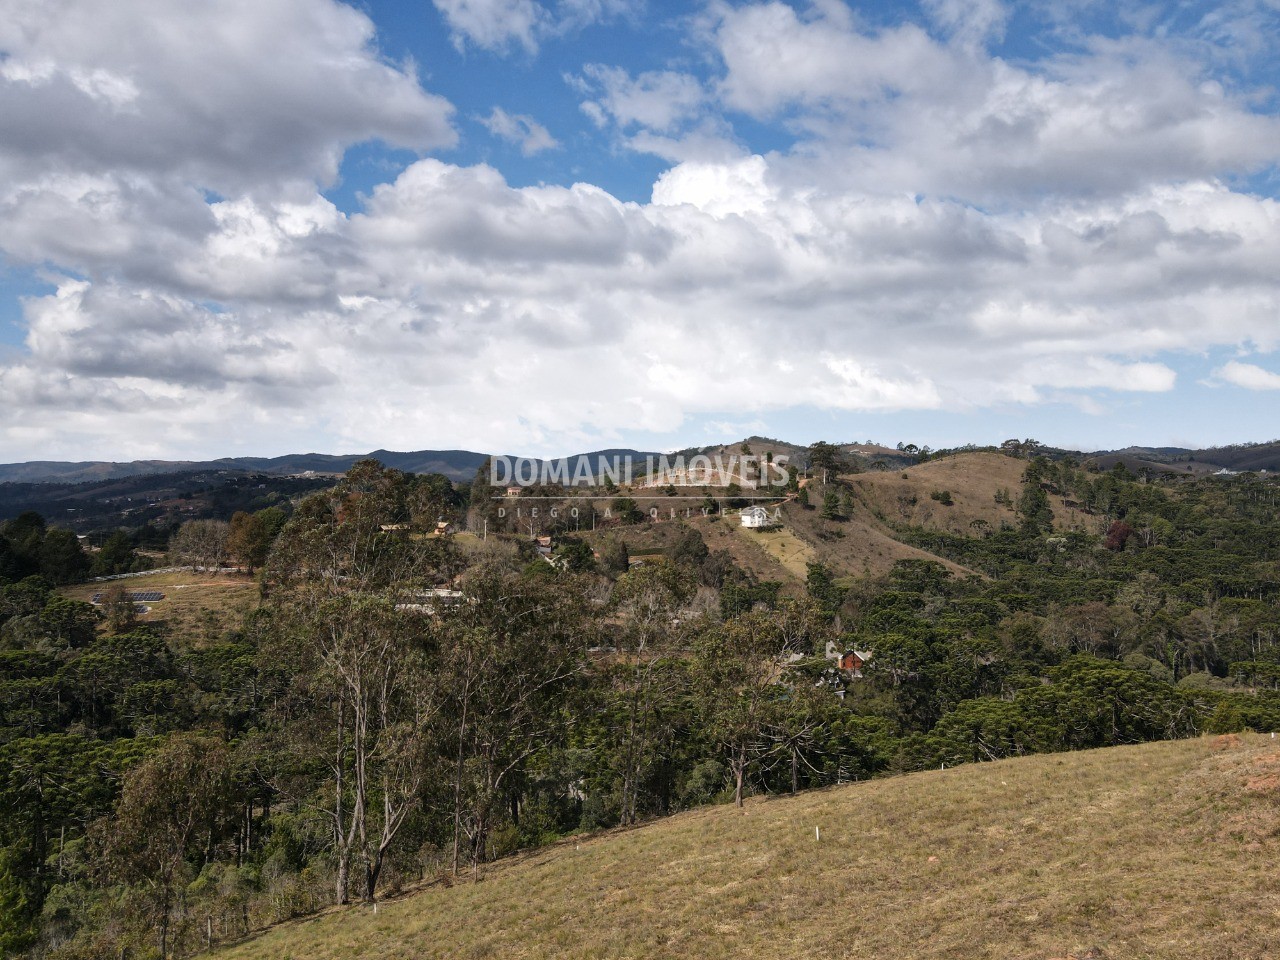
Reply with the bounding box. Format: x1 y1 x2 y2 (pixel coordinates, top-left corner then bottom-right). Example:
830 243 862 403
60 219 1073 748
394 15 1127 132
1 0 1279 462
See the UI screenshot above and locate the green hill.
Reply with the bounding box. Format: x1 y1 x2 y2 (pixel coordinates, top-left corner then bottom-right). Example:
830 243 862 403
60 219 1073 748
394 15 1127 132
214 734 1280 960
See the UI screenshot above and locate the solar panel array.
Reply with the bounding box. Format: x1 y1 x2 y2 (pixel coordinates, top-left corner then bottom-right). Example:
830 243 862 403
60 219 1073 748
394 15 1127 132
90 590 165 603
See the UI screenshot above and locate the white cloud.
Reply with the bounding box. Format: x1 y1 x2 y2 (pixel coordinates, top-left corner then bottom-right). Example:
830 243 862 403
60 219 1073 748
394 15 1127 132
432 0 635 54
577 64 707 133
432 0 549 53
1215 360 1280 390
713 3 959 118
652 156 771 217
7 151 1277 459
708 3 1280 204
2 0 1280 460
0 0 456 195
479 107 560 155
922 0 1010 47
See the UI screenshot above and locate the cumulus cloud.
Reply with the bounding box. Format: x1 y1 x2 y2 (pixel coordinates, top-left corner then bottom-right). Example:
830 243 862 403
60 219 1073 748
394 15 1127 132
8 150 1277 459
432 0 549 53
1215 360 1280 390
708 2 1280 204
0 0 456 195
479 107 560 155
577 64 707 133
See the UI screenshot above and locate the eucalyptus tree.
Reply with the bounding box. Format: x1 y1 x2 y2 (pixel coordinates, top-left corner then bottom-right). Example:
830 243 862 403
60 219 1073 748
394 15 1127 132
607 560 694 825
261 460 456 904
431 563 594 873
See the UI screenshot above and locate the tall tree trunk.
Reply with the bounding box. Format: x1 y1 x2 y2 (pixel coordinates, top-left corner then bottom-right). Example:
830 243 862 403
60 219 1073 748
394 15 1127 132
160 886 171 959
334 703 350 905
733 749 746 808
451 687 469 877
364 856 382 903
335 852 350 906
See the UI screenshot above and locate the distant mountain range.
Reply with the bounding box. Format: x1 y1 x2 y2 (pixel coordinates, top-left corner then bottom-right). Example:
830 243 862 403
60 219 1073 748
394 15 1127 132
0 448 662 485
1 439 1278 486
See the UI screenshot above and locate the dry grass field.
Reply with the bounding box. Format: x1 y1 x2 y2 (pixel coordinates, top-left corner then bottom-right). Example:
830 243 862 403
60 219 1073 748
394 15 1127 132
781 503 977 580
848 452 1103 537
61 569 258 644
213 734 1280 960
689 513 801 588
732 522 816 580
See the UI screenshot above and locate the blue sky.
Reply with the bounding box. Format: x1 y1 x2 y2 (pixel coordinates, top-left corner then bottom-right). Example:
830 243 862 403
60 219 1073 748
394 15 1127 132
1 0 1279 461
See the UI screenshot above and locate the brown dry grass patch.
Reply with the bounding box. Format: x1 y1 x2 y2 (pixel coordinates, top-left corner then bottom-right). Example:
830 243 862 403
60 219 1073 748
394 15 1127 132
848 451 1103 537
733 523 816 580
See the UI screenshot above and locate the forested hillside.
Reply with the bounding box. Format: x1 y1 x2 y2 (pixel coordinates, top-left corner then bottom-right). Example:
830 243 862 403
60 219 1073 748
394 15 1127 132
2 450 1279 958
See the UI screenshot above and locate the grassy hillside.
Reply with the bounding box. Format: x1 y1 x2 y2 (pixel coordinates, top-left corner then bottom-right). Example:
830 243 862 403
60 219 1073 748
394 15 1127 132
845 451 1101 536
780 500 978 579
214 734 1280 960
61 569 258 643
721 452 1035 581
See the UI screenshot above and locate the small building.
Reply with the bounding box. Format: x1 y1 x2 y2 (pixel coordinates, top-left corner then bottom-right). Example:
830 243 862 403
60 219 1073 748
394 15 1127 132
395 587 466 614
825 641 873 678
838 650 873 677
434 520 455 536
740 505 772 529
379 523 409 532
505 486 523 498
535 535 554 557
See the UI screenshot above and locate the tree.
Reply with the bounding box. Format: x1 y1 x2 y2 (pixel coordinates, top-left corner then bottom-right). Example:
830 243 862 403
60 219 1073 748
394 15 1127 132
38 529 90 584
691 613 794 807
4 513 46 572
170 519 231 573
598 538 629 576
260 461 460 903
724 482 747 508
763 675 839 794
610 497 644 524
90 530 138 578
805 563 846 621
100 582 138 635
434 567 590 872
277 595 439 903
807 441 843 484
39 596 99 647
1017 466 1054 534
553 536 596 573
0 845 34 954
228 511 275 573
820 491 842 520
664 526 709 571
1104 520 1134 551
608 562 693 824
100 734 232 959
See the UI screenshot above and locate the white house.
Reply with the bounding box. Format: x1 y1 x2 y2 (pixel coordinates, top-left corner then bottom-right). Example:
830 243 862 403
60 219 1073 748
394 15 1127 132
740 505 772 529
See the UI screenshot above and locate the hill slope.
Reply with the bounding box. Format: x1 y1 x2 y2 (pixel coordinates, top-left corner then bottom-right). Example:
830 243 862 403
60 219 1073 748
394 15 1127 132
214 735 1280 960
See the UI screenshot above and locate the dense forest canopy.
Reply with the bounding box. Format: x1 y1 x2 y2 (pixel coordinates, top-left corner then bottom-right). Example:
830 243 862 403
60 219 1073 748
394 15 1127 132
1 452 1278 958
